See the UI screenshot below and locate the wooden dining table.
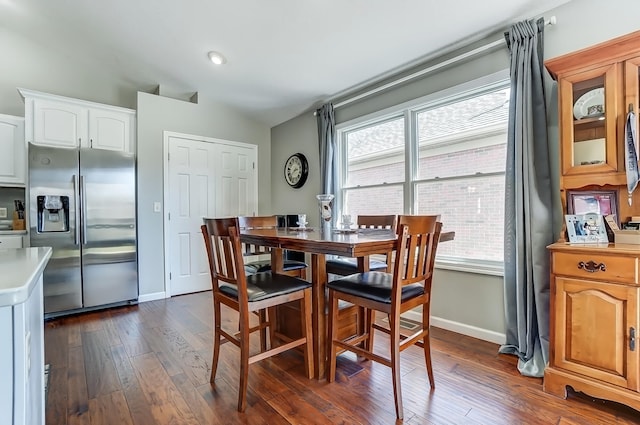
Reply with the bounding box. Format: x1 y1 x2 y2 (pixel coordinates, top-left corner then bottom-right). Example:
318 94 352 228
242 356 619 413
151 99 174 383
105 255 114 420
240 225 454 379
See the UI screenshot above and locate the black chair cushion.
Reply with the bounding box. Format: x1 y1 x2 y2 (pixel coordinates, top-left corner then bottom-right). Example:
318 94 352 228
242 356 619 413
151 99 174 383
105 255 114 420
325 257 388 276
327 271 424 304
244 259 308 274
243 265 258 276
219 272 312 302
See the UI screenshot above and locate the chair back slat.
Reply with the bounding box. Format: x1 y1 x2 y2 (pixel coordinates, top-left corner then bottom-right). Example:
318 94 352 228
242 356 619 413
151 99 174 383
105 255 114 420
238 215 278 256
356 215 397 268
356 214 396 230
202 217 249 305
393 215 442 292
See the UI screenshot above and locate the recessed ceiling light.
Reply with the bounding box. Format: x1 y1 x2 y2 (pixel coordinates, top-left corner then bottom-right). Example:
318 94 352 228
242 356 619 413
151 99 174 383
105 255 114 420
208 51 226 65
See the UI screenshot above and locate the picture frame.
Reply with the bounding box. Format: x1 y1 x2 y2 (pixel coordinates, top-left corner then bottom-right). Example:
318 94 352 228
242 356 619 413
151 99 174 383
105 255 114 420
565 214 609 243
566 189 619 225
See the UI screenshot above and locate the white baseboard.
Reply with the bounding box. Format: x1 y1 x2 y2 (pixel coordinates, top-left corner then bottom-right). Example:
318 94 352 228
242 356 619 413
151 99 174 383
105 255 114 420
137 291 167 303
403 310 506 345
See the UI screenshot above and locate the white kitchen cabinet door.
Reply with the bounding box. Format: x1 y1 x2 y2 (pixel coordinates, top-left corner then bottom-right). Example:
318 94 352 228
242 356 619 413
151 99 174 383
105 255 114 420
0 114 25 185
0 235 24 249
88 108 134 152
33 99 87 148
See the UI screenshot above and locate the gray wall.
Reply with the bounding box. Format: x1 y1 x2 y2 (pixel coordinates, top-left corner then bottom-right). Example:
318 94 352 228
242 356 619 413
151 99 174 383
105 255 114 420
0 26 138 116
270 0 640 342
271 112 321 224
136 92 271 298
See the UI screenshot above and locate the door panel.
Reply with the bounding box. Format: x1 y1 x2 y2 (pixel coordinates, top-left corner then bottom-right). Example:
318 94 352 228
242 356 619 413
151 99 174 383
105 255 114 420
555 277 637 389
33 100 86 148
167 136 257 296
167 137 216 296
28 145 82 313
80 148 137 307
88 109 130 151
215 143 256 217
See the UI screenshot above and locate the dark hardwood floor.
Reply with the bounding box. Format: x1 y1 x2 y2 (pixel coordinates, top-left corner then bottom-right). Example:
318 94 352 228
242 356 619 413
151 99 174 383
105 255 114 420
44 291 640 424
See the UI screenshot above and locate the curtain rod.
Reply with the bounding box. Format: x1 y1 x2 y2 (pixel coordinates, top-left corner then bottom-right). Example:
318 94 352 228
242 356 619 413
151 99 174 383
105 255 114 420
315 16 556 114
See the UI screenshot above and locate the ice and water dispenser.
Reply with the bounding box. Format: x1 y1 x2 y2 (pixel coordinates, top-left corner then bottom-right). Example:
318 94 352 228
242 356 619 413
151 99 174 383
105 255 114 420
37 195 69 232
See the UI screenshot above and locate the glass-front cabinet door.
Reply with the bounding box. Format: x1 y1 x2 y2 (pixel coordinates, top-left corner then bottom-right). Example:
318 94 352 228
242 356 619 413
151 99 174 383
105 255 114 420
559 63 620 178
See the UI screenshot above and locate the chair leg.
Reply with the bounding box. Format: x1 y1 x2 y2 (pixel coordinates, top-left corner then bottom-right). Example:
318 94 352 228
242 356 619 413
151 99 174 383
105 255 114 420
258 309 268 352
210 302 222 383
423 311 435 389
300 289 314 379
326 290 340 382
237 316 251 412
389 314 404 420
266 306 278 349
364 308 375 352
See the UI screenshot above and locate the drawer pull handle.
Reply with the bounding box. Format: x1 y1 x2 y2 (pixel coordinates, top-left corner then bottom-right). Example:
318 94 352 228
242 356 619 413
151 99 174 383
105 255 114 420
577 261 606 273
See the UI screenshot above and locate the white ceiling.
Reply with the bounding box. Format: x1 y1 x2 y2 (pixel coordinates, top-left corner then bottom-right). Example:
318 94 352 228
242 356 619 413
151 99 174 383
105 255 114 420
1 0 570 127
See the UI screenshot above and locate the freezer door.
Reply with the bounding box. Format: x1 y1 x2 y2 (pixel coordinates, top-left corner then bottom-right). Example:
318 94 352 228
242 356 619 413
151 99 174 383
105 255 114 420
80 148 138 307
29 144 83 313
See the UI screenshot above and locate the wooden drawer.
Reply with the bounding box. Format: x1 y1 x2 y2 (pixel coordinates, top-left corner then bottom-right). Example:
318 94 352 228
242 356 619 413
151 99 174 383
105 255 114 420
552 251 638 284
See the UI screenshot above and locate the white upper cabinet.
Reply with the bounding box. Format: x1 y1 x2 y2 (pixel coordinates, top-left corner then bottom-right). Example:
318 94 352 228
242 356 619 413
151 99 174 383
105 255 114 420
88 108 131 152
19 89 136 153
33 99 86 148
0 114 25 186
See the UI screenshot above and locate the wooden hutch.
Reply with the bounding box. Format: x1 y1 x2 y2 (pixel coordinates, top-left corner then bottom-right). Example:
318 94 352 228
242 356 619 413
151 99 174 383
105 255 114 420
544 31 640 411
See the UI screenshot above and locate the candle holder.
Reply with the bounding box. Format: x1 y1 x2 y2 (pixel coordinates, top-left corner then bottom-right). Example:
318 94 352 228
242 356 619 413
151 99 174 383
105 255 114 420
316 194 334 227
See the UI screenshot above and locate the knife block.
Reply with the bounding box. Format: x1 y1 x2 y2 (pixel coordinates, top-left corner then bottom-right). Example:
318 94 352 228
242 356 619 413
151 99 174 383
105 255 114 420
12 212 25 231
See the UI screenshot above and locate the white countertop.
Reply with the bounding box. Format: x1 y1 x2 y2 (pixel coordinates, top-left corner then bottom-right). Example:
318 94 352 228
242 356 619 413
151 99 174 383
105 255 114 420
0 247 51 307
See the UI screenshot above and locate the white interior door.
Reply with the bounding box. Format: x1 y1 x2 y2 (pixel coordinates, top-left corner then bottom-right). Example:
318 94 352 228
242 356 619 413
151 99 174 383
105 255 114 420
165 134 257 296
167 136 216 296
215 142 256 217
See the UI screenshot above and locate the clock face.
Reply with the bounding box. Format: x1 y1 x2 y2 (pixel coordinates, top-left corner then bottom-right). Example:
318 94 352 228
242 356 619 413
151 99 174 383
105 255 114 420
284 153 308 188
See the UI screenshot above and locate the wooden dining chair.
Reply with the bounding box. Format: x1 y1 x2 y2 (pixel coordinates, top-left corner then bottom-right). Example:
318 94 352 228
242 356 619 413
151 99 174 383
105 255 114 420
325 214 397 276
201 218 314 412
326 215 442 420
238 215 308 278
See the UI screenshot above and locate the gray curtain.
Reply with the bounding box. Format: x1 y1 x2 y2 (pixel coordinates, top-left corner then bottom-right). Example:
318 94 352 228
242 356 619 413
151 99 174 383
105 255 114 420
316 103 337 196
499 18 554 378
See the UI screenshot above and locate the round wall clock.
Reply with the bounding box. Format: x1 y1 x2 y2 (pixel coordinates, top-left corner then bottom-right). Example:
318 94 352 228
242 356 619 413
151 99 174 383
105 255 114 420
284 153 309 188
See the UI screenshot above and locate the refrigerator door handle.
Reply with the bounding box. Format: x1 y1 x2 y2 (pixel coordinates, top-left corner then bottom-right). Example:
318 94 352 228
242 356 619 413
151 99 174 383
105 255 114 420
80 175 88 245
72 174 80 246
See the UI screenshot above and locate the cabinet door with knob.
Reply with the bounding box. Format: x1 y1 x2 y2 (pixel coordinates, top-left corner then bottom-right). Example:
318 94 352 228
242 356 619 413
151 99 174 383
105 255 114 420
554 277 638 389
0 114 25 185
87 108 132 152
32 99 86 149
20 89 135 153
0 235 23 248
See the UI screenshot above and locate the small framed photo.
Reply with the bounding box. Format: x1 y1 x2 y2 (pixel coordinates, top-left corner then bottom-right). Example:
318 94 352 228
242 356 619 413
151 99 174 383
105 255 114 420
567 189 619 225
565 214 609 243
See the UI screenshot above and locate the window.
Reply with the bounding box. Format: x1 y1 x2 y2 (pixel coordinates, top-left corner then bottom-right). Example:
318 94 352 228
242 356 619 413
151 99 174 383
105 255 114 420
337 77 509 268
341 117 406 217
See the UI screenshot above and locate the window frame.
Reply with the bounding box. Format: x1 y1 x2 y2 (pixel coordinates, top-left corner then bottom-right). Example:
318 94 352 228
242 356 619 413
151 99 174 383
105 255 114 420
335 69 510 275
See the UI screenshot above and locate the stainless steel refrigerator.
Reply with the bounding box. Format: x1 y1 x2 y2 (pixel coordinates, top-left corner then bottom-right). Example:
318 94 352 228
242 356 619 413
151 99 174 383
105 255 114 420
29 144 138 317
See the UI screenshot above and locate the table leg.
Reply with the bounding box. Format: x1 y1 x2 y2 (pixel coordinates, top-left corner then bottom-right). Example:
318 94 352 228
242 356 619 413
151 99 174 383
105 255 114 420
311 253 327 379
357 255 371 273
271 248 284 272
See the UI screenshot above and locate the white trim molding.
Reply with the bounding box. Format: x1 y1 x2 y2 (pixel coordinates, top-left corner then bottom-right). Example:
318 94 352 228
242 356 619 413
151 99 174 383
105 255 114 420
403 310 506 345
137 291 167 303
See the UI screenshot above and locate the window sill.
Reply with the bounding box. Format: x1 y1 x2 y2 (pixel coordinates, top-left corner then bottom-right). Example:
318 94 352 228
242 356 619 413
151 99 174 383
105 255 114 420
435 259 504 277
